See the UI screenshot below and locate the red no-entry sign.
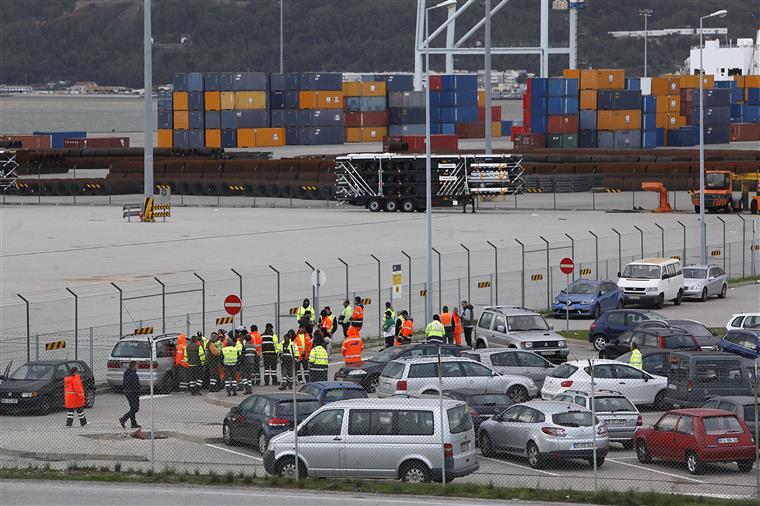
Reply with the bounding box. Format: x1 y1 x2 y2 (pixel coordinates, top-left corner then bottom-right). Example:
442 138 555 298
560 257 575 275
224 294 242 315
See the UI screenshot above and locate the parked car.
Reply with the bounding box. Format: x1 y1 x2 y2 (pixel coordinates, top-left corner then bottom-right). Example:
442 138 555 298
461 348 555 389
106 333 179 393
682 264 728 301
617 257 684 308
376 356 538 402
726 313 760 332
541 359 668 408
701 396 759 442
615 349 671 378
664 352 753 408
665 319 719 351
474 306 569 364
333 343 463 392
223 393 321 454
0 360 95 415
598 327 699 359
478 400 609 469
588 309 665 351
634 409 756 474
551 279 623 319
299 381 368 405
443 390 513 435
719 329 760 359
550 390 642 449
264 398 480 482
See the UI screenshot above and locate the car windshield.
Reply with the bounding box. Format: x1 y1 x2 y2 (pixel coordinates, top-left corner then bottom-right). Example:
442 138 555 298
9 364 55 380
507 315 550 332
669 321 713 338
370 347 407 363
549 363 578 379
622 264 661 279
448 404 474 433
276 400 321 417
111 341 151 358
552 411 594 427
661 334 697 349
683 268 707 279
643 312 666 321
706 172 730 190
703 415 744 435
566 281 598 295
592 397 636 413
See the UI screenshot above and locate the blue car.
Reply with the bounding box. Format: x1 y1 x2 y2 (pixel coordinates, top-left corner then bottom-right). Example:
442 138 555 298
552 279 623 320
719 329 760 359
298 381 369 405
588 308 665 352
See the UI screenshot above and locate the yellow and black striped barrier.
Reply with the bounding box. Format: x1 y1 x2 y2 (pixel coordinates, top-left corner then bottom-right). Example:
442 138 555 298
531 274 544 281
153 204 171 218
16 182 30 189
711 250 721 257
525 188 543 193
142 197 154 222
360 298 371 305
753 245 760 252
289 307 299 315
301 185 318 191
687 190 699 195
45 340 66 351
671 255 681 260
606 188 623 193
419 290 428 297
228 185 246 191
134 326 154 335
579 268 592 276
155 184 171 190
478 281 491 288
216 316 234 325
85 183 101 190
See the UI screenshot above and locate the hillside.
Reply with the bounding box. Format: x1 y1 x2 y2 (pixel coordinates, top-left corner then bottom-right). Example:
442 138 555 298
0 0 756 87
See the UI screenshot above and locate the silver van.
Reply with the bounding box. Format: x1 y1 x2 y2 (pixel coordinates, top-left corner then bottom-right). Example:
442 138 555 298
106 334 179 393
263 398 480 483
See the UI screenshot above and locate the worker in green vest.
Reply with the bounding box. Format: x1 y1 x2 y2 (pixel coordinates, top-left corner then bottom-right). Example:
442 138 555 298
630 342 643 370
309 334 329 382
222 338 240 397
425 314 445 345
296 298 315 322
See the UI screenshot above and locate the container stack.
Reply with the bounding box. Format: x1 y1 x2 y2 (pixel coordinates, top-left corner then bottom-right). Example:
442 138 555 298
650 76 689 146
427 74 479 136
454 88 502 139
545 77 579 148
685 77 730 145
157 89 173 148
343 79 388 143
270 72 301 147
294 73 344 145
202 72 221 148
171 73 189 148
729 76 760 141
388 91 426 137
228 72 277 148
516 77 547 149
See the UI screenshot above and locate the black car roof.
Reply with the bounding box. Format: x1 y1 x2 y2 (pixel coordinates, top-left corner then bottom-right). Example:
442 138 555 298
21 360 87 366
707 396 755 404
670 351 741 359
634 327 694 337
258 393 316 401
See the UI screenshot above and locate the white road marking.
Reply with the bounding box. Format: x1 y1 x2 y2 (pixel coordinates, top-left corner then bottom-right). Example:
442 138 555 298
138 394 170 400
606 458 706 484
205 443 263 461
477 455 559 476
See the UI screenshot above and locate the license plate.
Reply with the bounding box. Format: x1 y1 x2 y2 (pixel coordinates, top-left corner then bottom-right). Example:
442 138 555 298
0 398 18 404
718 437 738 444
627 295 640 300
573 442 593 449
606 419 626 425
461 441 470 451
538 351 554 356
667 384 677 390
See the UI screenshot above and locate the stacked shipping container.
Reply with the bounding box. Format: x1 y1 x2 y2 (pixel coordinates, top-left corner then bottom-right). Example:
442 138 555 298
546 77 579 148
729 76 760 141
429 74 479 136
343 79 388 143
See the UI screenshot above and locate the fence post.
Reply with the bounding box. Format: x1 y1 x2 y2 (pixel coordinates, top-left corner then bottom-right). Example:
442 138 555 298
89 327 94 369
193 273 205 336
486 241 499 305
716 216 726 270
737 214 746 278
654 223 665 257
35 335 39 361
338 257 349 301
154 277 166 334
539 236 550 310
401 251 412 317
186 314 190 337
677 220 687 264
611 228 622 276
431 248 442 312
305 261 316 306
514 239 525 307
371 254 381 339
460 244 471 303
588 231 599 280
17 294 30 362
269 265 281 334
231 268 243 326
633 225 644 258
564 233 575 281
66 287 78 360
111 282 123 338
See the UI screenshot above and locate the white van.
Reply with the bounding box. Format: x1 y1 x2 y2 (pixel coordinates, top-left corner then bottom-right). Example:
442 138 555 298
617 258 684 309
263 398 479 483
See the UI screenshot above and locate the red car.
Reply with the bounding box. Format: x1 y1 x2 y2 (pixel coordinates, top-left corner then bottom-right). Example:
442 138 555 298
634 408 756 474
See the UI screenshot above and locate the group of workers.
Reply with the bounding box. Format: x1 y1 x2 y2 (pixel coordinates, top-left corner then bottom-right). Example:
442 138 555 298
423 301 476 347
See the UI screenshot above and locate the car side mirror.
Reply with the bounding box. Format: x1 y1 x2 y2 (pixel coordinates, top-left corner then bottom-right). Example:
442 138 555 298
560 289 566 294
643 376 649 382
545 362 553 368
617 272 621 278
548 324 554 331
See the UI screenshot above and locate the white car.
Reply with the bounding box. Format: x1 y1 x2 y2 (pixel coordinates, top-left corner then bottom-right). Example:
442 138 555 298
540 359 668 409
617 257 684 309
726 313 760 332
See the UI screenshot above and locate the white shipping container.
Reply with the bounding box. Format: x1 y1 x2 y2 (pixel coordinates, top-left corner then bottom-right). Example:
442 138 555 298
640 77 652 96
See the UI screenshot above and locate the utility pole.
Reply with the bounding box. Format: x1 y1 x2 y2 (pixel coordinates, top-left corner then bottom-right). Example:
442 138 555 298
639 9 653 77
143 0 153 200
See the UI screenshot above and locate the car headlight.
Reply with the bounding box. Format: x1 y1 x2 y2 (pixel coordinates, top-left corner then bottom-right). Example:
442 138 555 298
558 340 566 347
522 342 533 349
553 298 559 304
581 300 594 305
21 392 38 398
645 287 658 292
347 369 367 376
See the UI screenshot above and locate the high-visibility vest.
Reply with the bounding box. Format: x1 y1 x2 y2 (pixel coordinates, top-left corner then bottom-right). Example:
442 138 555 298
297 304 315 322
386 308 396 321
309 346 329 370
222 344 239 366
439 312 452 328
281 340 300 359
64 374 85 409
261 332 277 354
351 305 364 327
425 320 445 338
340 306 352 325
400 319 414 337
251 331 262 356
175 338 188 368
295 333 312 358
321 315 335 334
341 336 364 364
630 349 643 369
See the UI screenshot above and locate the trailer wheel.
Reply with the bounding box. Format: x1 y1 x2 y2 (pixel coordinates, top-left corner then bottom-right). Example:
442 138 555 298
401 198 416 213
367 198 382 212
383 199 398 212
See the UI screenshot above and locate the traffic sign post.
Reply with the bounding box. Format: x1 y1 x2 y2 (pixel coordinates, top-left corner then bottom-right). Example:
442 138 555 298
311 270 326 316
560 257 575 331
224 294 242 316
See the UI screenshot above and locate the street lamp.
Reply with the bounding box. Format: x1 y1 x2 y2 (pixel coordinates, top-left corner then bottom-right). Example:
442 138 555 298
425 0 457 324
699 8 727 265
638 9 653 77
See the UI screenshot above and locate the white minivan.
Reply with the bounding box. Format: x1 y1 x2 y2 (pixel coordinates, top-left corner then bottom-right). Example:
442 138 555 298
617 258 684 309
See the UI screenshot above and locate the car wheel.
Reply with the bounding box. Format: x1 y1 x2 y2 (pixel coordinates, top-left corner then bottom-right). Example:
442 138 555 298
738 460 754 473
718 284 727 299
39 396 52 416
686 451 703 475
258 432 270 454
592 335 608 352
223 421 235 446
367 375 379 393
700 288 708 302
507 385 529 403
653 390 668 411
475 340 486 350
621 441 634 451
636 440 652 463
673 289 683 306
588 455 604 467
383 199 398 213
276 457 306 479
480 433 495 457
655 293 664 309
422 389 438 395
400 460 431 483
84 387 95 408
592 305 601 319
526 442 544 469
367 198 381 212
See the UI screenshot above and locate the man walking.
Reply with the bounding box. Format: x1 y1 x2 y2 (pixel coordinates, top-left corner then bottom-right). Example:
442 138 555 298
341 326 364 366
174 333 189 391
461 301 475 348
339 299 352 339
119 361 141 429
64 367 87 427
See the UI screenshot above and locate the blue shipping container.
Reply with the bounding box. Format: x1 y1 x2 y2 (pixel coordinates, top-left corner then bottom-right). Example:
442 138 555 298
173 130 188 149
597 89 642 110
188 92 204 111
219 72 235 91
203 73 220 92
731 87 744 104
455 91 478 106
440 75 456 91
456 106 478 123
270 110 287 127
440 108 456 123
714 81 736 89
642 95 657 114
431 91 455 107
641 130 656 148
270 91 286 109
597 131 614 149
376 74 414 91
748 88 760 105
530 96 548 115
501 120 513 136
530 115 547 134
389 124 426 136
530 78 549 97
344 96 361 112
703 88 731 107
667 127 697 147
625 78 641 91
158 98 173 111
270 73 300 92
389 108 426 125
235 110 269 128
301 126 344 145
285 90 299 109
656 128 666 147
703 125 730 144
360 97 387 112
736 104 760 123
430 123 441 135
285 127 301 145
614 130 641 149
188 130 205 149
454 74 478 91
642 112 656 131
221 129 237 148
233 72 269 91
301 109 344 127
187 73 204 92
34 131 86 149
172 73 188 92
441 123 456 135
299 73 342 91
578 130 598 148
158 110 172 129
689 105 731 125
220 111 237 130
579 110 596 130
205 111 221 129
548 78 578 97
430 107 441 123
548 97 579 115
189 111 204 130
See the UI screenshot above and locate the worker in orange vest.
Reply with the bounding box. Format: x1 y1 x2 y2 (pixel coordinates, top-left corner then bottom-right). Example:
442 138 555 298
341 325 364 365
64 366 87 427
452 307 463 346
395 311 414 346
175 333 189 391
439 306 454 345
294 325 313 384
249 324 262 386
350 296 364 329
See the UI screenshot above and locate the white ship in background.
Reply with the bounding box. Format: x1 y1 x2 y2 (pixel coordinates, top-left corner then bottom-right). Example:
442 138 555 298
686 25 760 79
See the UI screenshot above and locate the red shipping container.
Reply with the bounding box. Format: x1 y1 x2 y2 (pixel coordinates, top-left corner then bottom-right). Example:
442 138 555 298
456 123 486 139
360 111 388 127
63 137 130 148
398 134 458 153
344 112 362 127
510 125 525 142
477 106 502 122
2 134 51 149
730 123 760 142
428 75 442 91
547 115 579 134
680 88 694 103
514 133 545 150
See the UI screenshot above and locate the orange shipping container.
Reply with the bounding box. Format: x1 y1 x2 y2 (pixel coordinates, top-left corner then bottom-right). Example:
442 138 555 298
361 127 387 142
361 81 386 97
563 69 581 80
157 129 173 148
678 74 714 89
254 128 286 147
173 111 189 130
580 69 624 90
655 113 686 130
205 129 221 148
580 90 597 110
492 122 502 138
597 110 641 130
345 127 363 143
744 76 760 88
342 82 362 96
651 77 680 95
235 91 267 110
204 92 221 111
220 92 236 110
299 91 319 109
666 94 680 113
477 90 486 107
173 92 188 111
237 128 256 148
317 91 343 109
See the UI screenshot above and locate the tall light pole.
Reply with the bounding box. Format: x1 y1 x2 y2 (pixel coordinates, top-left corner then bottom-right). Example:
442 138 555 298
425 0 457 324
699 9 728 265
484 0 492 154
143 0 153 200
639 9 653 77
280 0 284 73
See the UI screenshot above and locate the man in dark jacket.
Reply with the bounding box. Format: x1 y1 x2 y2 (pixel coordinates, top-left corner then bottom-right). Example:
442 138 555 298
119 361 141 429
